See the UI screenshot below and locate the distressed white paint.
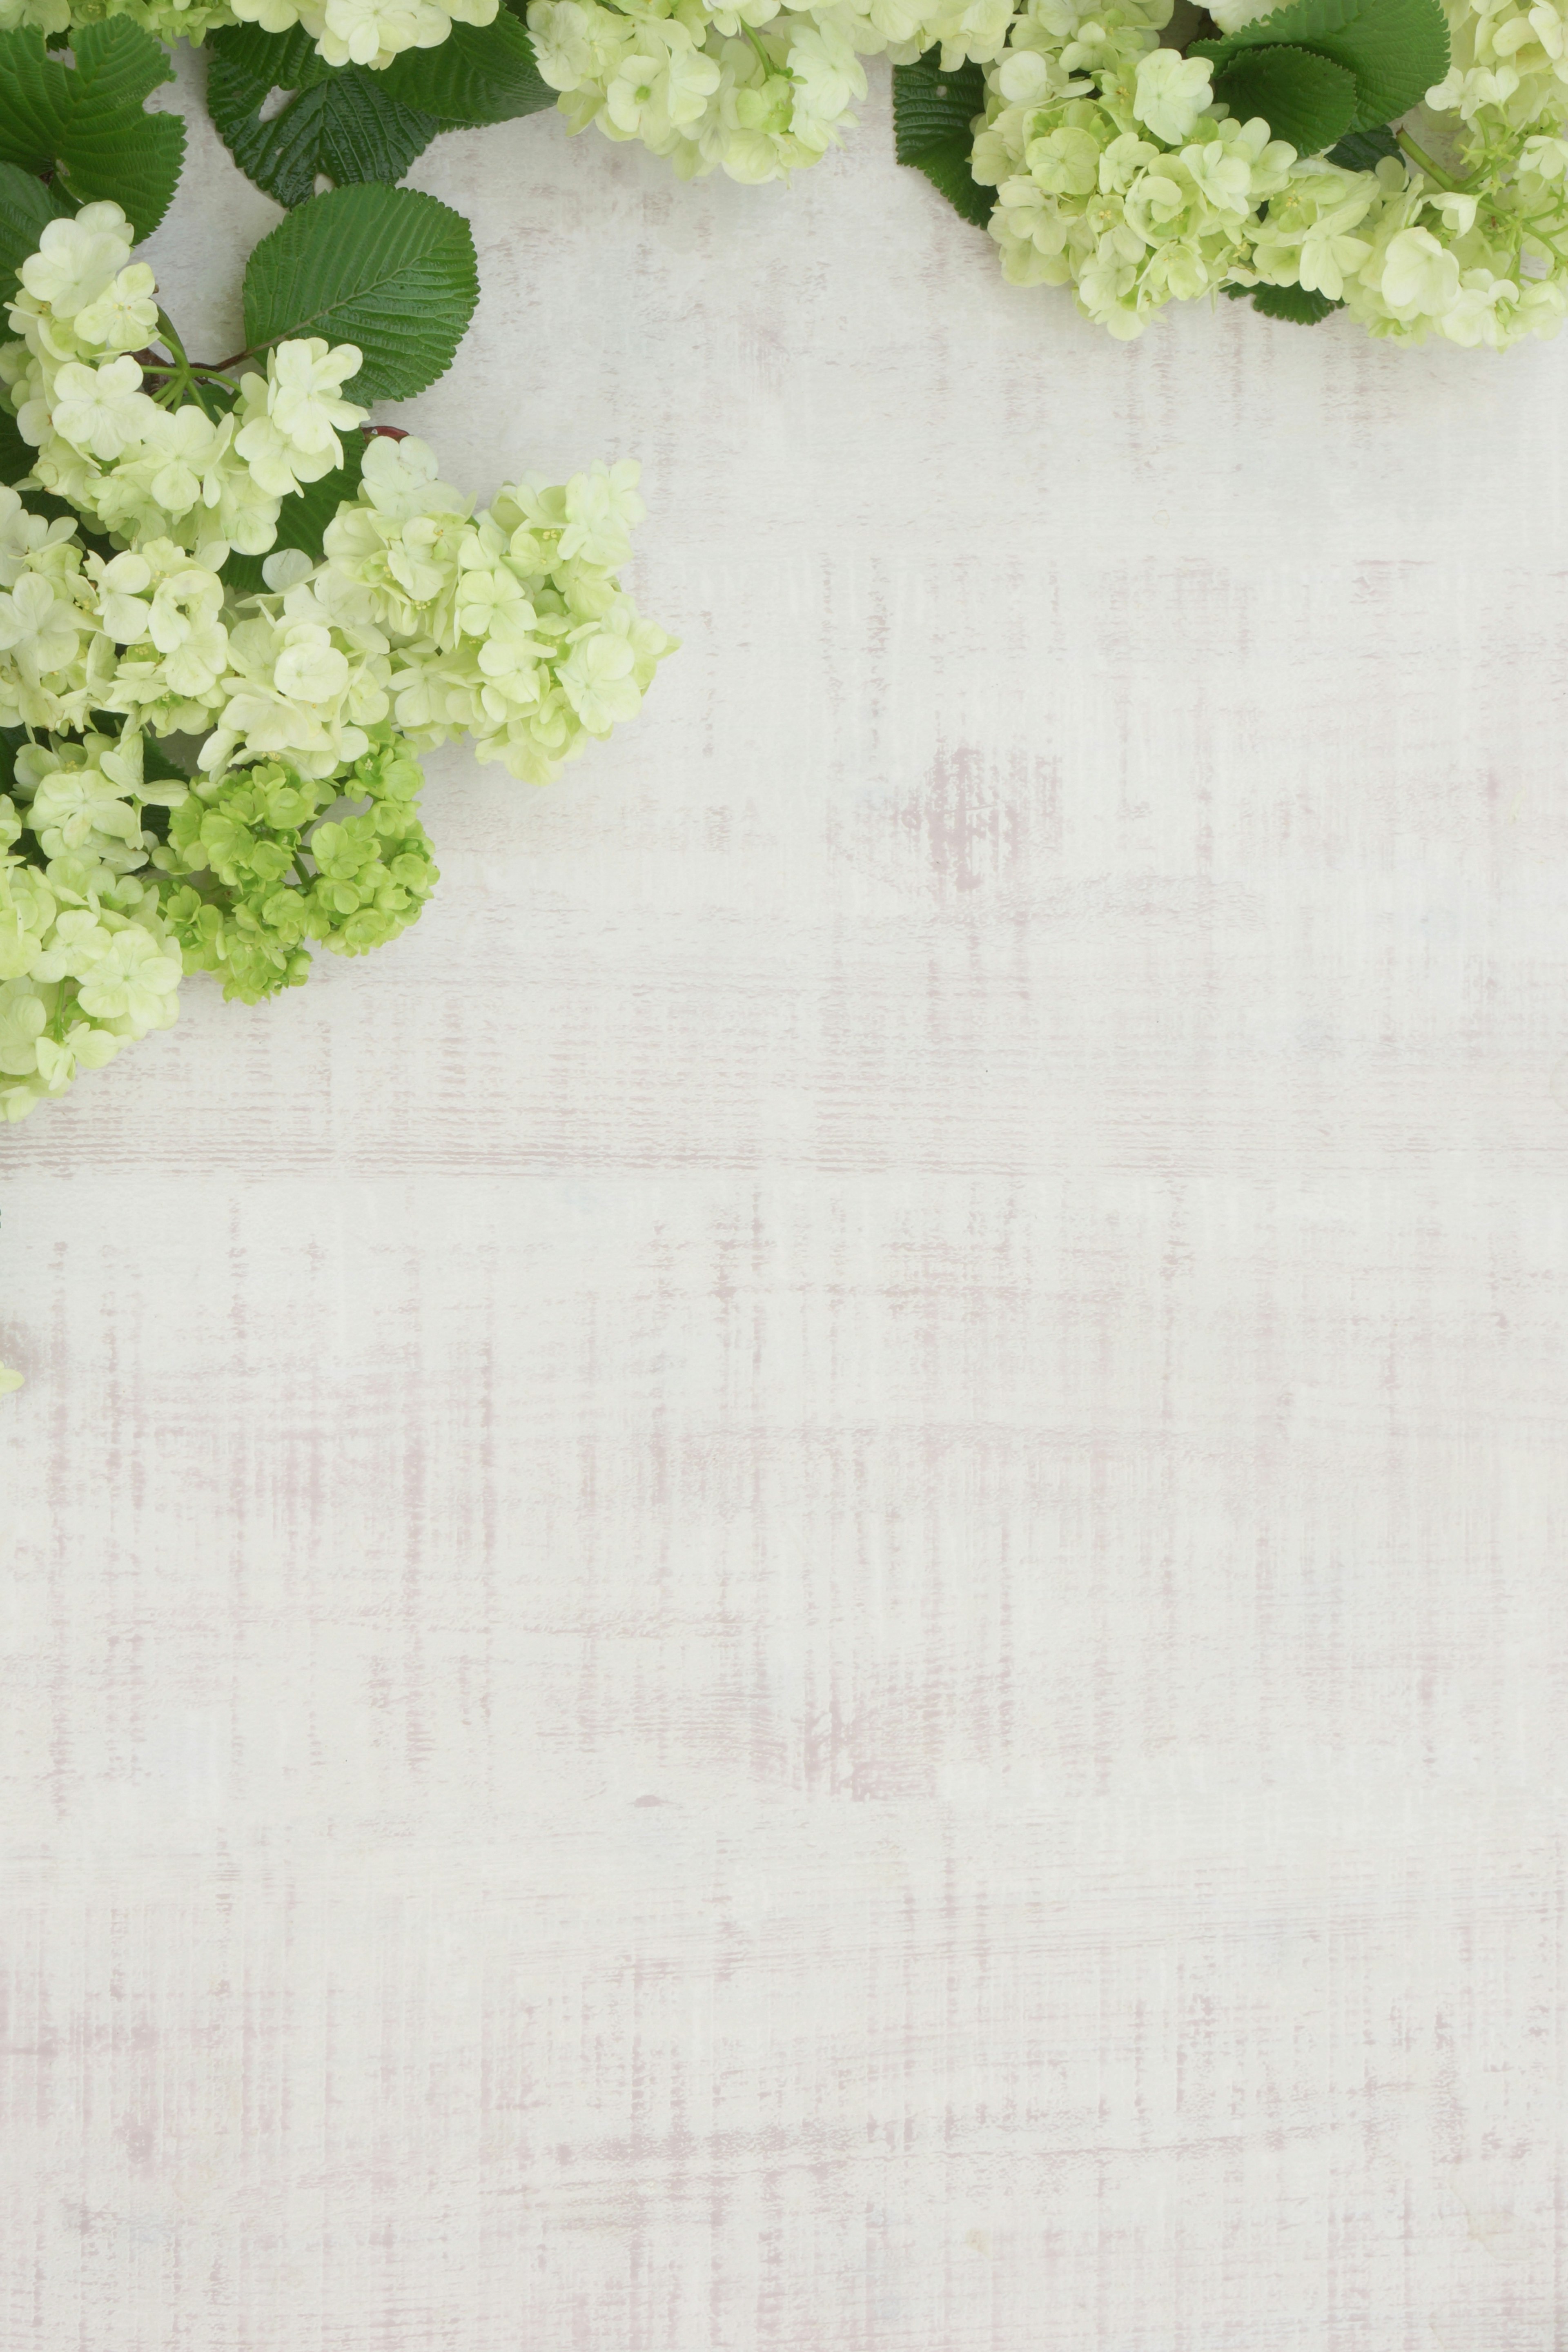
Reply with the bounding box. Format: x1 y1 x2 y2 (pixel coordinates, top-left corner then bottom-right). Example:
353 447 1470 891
2 49 1567 2352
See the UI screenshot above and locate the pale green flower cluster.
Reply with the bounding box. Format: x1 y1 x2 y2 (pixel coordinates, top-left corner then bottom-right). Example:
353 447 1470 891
1327 118 1568 343
1 205 344 561
0 780 183 1123
0 0 497 67
0 205 673 1123
1429 0 1568 131
304 436 677 783
969 0 1568 342
971 2 1299 335
527 0 1013 181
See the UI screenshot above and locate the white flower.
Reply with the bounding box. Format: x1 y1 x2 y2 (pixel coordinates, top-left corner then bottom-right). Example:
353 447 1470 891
74 929 182 1028
49 356 157 462
1380 225 1463 315
0 979 46 1076
265 339 365 454
1132 50 1214 146
273 625 352 703
0 572 80 681
0 486 75 590
18 204 136 320
559 624 641 729
71 264 160 356
557 460 646 566
94 551 156 643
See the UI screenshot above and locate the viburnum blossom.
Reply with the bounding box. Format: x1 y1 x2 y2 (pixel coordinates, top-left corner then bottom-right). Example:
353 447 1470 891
528 0 1011 183
960 0 1568 341
0 0 501 65
0 206 674 1125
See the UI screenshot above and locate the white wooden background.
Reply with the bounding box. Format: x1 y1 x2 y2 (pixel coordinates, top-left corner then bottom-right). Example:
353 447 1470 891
2 50 1566 2352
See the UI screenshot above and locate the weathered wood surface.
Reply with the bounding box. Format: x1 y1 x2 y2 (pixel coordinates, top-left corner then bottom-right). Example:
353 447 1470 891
1 54 1565 2351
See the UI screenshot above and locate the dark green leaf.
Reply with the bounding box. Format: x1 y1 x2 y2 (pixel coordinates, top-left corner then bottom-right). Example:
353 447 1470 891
222 430 366 597
893 51 992 230
206 18 551 206
377 15 554 122
1326 119 1400 167
141 737 194 784
207 47 439 207
1213 43 1357 152
241 181 478 399
0 158 71 312
0 399 31 486
1192 0 1450 132
48 23 185 228
1250 281 1344 320
0 23 185 237
205 23 334 86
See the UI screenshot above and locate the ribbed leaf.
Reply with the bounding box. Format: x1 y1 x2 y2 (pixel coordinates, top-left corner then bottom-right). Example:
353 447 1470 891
1192 0 1449 132
0 158 71 311
207 41 439 207
1213 43 1357 151
222 431 366 597
1326 119 1400 167
0 24 184 237
1251 281 1343 320
893 51 992 229
0 399 33 487
205 23 333 85
207 17 552 206
241 183 478 400
377 15 554 122
0 30 81 172
48 24 185 227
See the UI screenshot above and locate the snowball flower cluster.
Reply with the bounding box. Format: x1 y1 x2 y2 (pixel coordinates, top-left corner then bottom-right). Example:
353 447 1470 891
0 0 499 68
528 0 1013 182
0 788 183 1124
972 0 1298 336
1430 0 1568 131
0 206 673 1122
964 0 1568 341
2 205 327 559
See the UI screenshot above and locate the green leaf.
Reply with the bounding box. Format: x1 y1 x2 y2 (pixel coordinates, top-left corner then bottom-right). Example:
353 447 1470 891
205 22 334 85
1326 119 1400 167
141 737 194 784
377 15 554 123
0 23 185 237
222 430 366 597
1250 281 1344 320
206 17 552 206
893 51 992 230
1212 44 1357 153
1 722 25 795
0 157 71 311
0 399 32 486
207 38 439 207
1192 0 1450 132
241 182 479 400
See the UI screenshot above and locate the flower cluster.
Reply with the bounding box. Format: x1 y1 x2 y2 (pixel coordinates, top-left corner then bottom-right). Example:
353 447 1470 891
2 204 343 561
965 0 1568 341
0 203 673 1120
159 738 438 1003
0 0 500 69
1430 0 1568 132
527 0 1012 182
0 783 183 1124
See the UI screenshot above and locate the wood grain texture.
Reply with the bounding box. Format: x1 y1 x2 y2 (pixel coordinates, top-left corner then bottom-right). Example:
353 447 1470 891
2 54 1567 2352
